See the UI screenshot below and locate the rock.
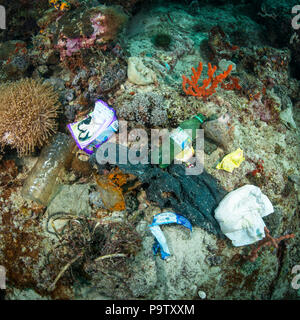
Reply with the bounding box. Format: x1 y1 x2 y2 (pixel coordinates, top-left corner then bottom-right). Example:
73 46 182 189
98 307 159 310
71 156 92 177
122 220 280 299
36 65 49 76
102 0 143 12
204 139 218 155
127 235 158 298
64 104 77 122
127 57 157 85
198 290 207 299
89 191 104 208
44 50 60 65
117 92 168 127
279 107 297 129
47 184 92 217
43 78 66 91
5 288 49 300
47 5 128 60
0 40 26 60
2 55 29 79
98 64 127 93
289 175 300 186
202 113 234 151
219 59 236 73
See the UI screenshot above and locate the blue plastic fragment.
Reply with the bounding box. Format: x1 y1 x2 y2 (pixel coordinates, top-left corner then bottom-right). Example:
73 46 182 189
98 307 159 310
150 224 171 259
149 212 192 260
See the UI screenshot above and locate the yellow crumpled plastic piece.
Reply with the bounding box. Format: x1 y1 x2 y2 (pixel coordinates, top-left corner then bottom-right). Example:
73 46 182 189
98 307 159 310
216 148 245 173
175 146 194 162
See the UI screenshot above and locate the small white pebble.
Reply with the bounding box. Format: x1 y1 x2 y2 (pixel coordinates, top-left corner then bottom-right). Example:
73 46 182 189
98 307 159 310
198 290 206 299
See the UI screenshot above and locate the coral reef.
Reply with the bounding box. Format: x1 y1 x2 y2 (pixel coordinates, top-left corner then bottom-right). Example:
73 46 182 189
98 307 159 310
0 41 30 80
49 0 71 11
0 0 299 301
0 78 60 155
43 5 128 61
127 57 157 85
117 92 168 128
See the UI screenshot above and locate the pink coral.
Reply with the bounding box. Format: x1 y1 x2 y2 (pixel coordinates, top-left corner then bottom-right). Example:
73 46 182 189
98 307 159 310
90 13 107 37
56 13 107 61
245 227 294 262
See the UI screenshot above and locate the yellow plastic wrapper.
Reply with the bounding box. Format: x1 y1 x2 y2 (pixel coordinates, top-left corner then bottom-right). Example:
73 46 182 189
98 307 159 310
216 148 245 173
175 146 195 162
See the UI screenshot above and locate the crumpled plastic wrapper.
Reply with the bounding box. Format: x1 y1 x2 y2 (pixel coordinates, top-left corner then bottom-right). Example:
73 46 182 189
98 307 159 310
149 212 192 259
216 148 245 173
214 185 274 246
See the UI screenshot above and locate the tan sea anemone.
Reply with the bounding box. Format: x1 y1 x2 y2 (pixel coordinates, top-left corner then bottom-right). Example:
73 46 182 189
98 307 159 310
0 78 60 155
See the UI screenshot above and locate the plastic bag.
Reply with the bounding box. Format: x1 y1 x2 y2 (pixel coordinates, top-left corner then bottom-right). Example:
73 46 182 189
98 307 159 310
216 148 245 173
214 185 274 246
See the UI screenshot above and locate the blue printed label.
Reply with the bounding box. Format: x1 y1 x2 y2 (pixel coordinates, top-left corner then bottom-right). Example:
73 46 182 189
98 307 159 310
149 212 192 260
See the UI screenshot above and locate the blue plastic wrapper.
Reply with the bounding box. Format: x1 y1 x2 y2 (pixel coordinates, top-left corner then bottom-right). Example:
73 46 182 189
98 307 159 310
149 212 192 260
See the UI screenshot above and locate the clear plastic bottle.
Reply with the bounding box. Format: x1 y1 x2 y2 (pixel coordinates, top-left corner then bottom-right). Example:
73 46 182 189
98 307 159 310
21 133 76 206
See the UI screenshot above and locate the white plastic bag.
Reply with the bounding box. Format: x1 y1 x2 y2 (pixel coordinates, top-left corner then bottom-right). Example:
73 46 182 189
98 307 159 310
214 185 274 246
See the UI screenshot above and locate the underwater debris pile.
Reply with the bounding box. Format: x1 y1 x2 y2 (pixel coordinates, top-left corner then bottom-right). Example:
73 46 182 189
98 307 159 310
0 0 299 300
94 144 227 236
46 213 142 295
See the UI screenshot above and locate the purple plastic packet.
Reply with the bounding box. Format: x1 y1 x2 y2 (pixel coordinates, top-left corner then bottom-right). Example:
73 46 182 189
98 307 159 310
67 100 117 151
83 119 118 154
